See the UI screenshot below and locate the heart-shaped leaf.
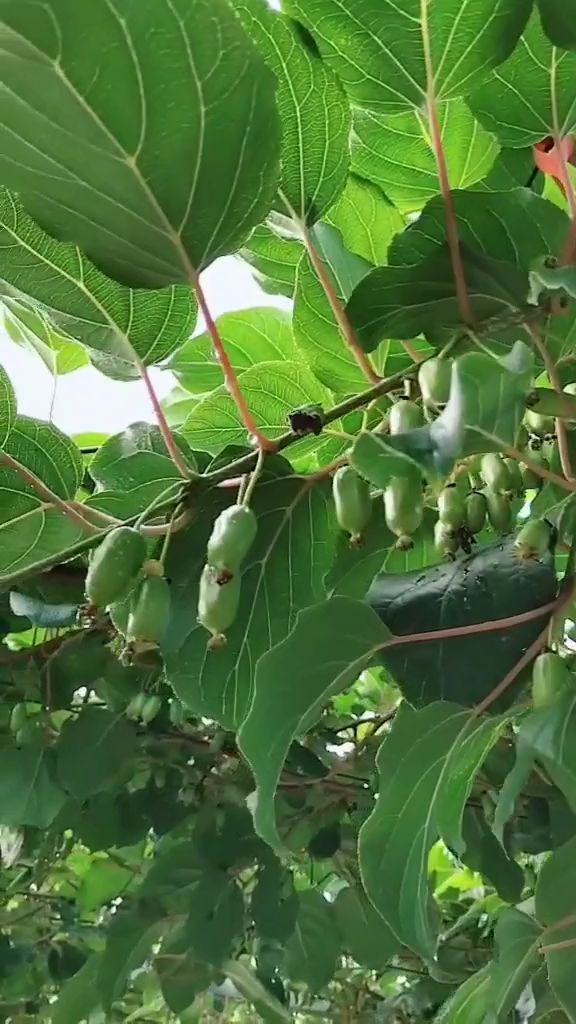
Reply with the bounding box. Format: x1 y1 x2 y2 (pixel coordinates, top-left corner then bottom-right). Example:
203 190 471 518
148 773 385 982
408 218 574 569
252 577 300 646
3 298 88 376
233 0 350 222
345 243 529 353
240 224 303 299
0 363 16 447
0 737 66 828
0 0 280 287
0 190 197 376
282 0 531 113
470 11 576 146
352 100 499 214
537 0 576 51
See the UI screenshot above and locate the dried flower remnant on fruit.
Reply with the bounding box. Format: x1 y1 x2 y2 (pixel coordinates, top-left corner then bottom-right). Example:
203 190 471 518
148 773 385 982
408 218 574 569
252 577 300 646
288 403 325 437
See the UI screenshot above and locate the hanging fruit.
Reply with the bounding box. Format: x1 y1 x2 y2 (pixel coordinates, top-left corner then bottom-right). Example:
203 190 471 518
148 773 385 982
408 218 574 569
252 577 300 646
434 520 459 559
126 575 171 645
332 466 372 547
141 694 163 724
485 490 513 533
85 527 147 608
531 651 570 708
197 564 242 648
524 408 555 437
418 357 452 409
437 485 465 531
514 518 553 561
388 399 423 435
464 491 487 535
384 474 423 550
207 504 258 583
480 453 511 494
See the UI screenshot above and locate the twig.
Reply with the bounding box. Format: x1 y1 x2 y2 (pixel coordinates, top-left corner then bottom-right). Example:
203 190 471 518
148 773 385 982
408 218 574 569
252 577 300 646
421 0 472 326
282 192 381 385
493 437 576 493
0 452 100 533
401 340 426 363
525 320 574 480
242 446 266 506
137 359 195 478
189 270 277 452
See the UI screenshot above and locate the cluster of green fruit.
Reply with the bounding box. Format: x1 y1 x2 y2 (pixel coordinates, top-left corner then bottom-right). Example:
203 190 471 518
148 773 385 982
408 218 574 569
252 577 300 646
84 526 170 652
124 692 185 725
8 702 40 746
332 351 559 557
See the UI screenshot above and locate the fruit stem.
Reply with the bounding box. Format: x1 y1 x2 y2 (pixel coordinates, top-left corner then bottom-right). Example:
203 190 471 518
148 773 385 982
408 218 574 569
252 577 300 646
189 270 278 453
282 193 381 385
421 0 473 327
242 446 266 506
137 359 196 478
0 452 101 534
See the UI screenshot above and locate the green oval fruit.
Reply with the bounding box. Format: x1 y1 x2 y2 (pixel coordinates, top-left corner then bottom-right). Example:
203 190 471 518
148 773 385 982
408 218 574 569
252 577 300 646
503 458 524 495
480 453 511 493
85 527 147 607
514 518 552 561
332 466 372 546
389 399 423 435
486 490 513 533
10 702 28 734
434 520 459 558
384 474 423 550
464 491 487 535
197 564 241 645
418 357 452 408
207 504 258 580
437 486 465 530
126 576 170 644
108 597 131 637
15 720 39 746
141 695 162 724
564 382 576 397
524 408 555 437
532 652 570 708
169 699 185 726
515 423 530 449
126 692 148 720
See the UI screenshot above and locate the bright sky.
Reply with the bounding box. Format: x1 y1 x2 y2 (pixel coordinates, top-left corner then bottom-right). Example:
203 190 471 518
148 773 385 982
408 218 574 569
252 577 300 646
1 257 290 437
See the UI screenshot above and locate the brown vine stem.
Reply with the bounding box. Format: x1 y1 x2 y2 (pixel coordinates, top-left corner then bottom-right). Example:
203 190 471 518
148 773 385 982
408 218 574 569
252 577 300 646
0 452 100 534
386 597 559 650
401 340 425 363
542 911 576 941
525 320 574 481
540 936 576 955
136 359 195 478
281 192 381 385
421 0 473 327
189 269 277 453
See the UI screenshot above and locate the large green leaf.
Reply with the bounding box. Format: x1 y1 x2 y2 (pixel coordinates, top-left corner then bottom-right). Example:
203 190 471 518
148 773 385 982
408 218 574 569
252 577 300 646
239 224 303 299
536 835 576 1021
0 737 66 828
283 890 339 992
3 298 88 376
282 0 531 113
156 928 213 1014
352 100 499 214
182 359 334 456
0 0 280 288
239 596 391 848
537 0 576 51
390 189 568 272
326 174 405 264
88 422 196 493
0 415 85 584
233 0 350 221
0 190 196 376
434 966 492 1024
359 702 501 961
52 954 102 1024
56 708 138 800
469 12 576 146
164 475 337 729
365 537 558 710
0 363 16 447
345 243 529 353
515 694 576 813
293 221 415 394
333 885 399 970
98 905 165 1011
483 909 542 1020
167 308 300 396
